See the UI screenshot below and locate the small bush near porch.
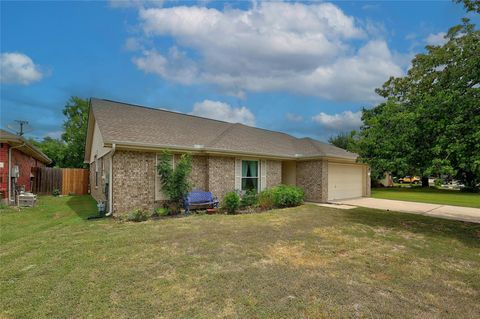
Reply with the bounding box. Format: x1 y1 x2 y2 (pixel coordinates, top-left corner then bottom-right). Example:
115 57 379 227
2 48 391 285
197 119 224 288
1 196 479 318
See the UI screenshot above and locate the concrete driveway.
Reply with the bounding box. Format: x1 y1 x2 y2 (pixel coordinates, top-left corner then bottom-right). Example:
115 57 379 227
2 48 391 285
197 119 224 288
334 198 480 223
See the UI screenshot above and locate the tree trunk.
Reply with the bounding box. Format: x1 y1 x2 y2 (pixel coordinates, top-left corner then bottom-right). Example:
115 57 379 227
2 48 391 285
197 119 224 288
464 171 478 192
421 176 429 187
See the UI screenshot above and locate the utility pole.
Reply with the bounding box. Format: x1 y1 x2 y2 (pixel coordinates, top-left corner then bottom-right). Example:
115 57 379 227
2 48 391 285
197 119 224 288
14 120 29 136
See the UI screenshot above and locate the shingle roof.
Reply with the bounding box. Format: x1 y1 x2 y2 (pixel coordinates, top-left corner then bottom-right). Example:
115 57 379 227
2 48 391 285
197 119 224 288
0 129 52 164
90 98 358 160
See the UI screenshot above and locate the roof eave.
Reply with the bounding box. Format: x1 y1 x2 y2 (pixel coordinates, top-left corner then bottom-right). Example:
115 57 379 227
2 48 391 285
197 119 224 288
104 140 360 162
0 139 52 164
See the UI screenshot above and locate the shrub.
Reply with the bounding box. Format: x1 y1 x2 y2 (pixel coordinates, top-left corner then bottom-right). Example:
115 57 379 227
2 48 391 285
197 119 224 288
0 202 8 210
257 189 275 210
222 191 240 214
52 189 60 197
271 185 305 208
240 190 258 208
127 209 149 222
258 185 305 210
156 151 192 214
153 207 169 217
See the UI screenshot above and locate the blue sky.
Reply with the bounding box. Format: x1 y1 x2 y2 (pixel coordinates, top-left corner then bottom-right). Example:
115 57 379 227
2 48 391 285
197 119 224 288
1 0 476 142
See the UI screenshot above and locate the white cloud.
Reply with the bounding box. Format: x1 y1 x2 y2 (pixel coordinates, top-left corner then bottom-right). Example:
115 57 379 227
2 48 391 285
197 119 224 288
132 47 197 84
286 113 303 122
124 37 144 51
190 100 255 126
0 52 44 85
312 110 362 131
127 2 404 102
425 32 447 46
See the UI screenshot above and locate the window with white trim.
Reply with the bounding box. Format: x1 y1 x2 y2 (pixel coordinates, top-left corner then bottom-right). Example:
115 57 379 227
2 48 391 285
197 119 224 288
241 160 258 192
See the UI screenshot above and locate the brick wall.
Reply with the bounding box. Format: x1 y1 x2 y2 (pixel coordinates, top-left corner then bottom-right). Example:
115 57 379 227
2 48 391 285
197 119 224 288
207 156 235 201
189 155 208 190
0 143 47 201
296 160 328 202
12 148 45 193
109 151 339 213
266 160 282 188
112 150 156 214
0 143 9 201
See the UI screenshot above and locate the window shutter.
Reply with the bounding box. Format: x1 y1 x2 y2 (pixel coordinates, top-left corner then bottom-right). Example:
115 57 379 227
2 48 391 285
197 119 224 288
235 158 242 191
260 160 267 191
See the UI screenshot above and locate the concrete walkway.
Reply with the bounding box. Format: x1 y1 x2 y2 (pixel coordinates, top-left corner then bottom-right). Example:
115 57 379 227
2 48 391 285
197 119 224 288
333 198 480 223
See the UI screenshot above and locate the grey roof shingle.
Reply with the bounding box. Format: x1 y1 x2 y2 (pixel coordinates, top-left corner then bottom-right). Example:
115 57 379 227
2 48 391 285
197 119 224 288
91 98 358 160
0 129 52 164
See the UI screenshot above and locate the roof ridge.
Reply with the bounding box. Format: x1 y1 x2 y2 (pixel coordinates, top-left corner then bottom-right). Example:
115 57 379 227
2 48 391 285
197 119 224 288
91 97 301 140
92 97 249 128
206 123 239 148
303 137 327 156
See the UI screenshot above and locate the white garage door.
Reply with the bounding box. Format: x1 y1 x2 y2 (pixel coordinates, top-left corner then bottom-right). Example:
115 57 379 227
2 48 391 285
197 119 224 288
328 163 364 201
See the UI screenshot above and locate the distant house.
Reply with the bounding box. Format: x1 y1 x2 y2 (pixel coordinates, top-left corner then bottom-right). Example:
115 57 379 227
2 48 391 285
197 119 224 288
84 98 370 214
0 129 52 204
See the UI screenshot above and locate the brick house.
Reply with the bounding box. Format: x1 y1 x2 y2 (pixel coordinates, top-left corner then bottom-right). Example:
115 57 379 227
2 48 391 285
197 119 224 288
84 98 370 215
0 129 52 204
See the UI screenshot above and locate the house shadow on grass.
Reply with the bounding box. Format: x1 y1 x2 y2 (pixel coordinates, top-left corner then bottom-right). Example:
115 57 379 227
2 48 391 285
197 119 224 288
66 195 100 220
342 207 480 248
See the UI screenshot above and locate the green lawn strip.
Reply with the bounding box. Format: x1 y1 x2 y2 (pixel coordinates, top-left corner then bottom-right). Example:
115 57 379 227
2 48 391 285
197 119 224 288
1 197 479 318
372 187 480 208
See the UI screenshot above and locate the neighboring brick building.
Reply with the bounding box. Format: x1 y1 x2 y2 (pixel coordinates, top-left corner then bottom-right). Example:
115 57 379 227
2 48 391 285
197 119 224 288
0 129 52 204
84 98 370 215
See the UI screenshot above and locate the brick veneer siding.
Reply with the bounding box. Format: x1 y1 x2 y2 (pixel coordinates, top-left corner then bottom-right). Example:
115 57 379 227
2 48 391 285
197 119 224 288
266 160 282 188
189 156 208 190
112 150 156 214
0 143 46 201
12 148 45 193
208 156 235 200
0 143 9 201
296 160 328 202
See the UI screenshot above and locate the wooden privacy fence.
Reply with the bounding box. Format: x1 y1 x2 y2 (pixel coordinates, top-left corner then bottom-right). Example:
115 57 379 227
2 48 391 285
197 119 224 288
31 167 89 195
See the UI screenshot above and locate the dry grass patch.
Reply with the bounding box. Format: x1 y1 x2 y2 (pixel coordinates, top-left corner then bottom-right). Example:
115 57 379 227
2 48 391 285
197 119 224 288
1 197 479 318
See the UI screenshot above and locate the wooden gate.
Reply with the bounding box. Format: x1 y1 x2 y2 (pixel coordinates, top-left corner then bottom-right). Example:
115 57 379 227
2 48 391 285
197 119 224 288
61 168 89 195
31 167 89 195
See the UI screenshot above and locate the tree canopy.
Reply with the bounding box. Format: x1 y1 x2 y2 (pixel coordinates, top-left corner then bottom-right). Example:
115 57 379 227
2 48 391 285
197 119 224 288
328 131 358 153
358 17 479 190
61 97 89 168
30 137 66 168
32 97 89 168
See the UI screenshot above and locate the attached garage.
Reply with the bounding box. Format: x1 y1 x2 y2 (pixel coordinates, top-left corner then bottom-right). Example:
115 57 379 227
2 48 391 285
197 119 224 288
328 163 366 201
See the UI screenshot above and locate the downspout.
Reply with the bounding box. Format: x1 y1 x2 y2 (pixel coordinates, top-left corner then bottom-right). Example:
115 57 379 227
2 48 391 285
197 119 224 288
8 142 26 204
106 143 116 216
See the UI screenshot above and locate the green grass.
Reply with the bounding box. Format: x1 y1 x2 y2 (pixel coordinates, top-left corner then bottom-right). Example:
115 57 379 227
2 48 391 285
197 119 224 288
1 196 479 318
372 187 480 208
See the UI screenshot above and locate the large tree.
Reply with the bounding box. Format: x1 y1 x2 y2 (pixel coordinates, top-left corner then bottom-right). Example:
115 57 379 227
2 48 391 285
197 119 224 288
30 137 66 167
359 17 480 190
61 97 89 168
328 130 359 153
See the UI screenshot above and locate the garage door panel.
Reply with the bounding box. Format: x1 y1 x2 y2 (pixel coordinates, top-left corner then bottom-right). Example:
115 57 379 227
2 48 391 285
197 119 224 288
328 163 363 201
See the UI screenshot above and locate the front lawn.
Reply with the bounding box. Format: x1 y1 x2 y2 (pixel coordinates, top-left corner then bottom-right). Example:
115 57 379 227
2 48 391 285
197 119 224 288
372 187 480 208
1 196 479 318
